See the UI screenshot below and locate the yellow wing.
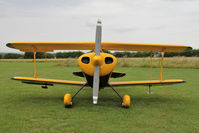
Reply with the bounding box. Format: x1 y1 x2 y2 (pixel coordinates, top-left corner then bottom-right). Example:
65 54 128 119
7 42 95 52
109 79 185 86
12 77 86 86
7 42 189 52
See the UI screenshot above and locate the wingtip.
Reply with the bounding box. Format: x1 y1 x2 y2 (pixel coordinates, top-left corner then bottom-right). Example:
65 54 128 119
6 43 15 49
187 46 192 50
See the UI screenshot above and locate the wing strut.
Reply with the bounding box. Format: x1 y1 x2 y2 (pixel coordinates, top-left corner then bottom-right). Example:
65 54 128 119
150 51 153 80
33 50 38 78
45 52 47 79
148 51 153 94
148 50 165 94
33 50 48 79
159 51 165 80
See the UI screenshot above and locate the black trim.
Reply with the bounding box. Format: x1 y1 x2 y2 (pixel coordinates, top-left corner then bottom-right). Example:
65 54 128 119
6 43 15 49
84 74 110 89
22 81 54 86
73 71 85 77
111 72 126 78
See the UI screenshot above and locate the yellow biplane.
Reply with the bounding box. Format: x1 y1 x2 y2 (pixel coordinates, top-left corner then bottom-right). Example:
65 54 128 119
7 21 189 108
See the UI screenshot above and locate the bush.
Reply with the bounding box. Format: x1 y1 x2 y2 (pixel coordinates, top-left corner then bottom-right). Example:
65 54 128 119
3 53 23 59
46 53 55 58
113 52 125 57
24 52 45 59
102 49 111 54
113 52 135 57
113 51 150 58
56 51 84 58
164 52 179 57
134 52 150 57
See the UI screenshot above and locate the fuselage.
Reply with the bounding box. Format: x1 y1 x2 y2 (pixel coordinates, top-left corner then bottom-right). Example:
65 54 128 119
78 52 117 88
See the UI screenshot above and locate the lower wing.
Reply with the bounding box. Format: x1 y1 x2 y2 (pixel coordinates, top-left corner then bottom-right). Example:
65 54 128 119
12 77 86 86
109 79 185 86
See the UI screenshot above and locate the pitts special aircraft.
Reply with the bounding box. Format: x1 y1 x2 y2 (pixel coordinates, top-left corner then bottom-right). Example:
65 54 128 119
7 20 189 108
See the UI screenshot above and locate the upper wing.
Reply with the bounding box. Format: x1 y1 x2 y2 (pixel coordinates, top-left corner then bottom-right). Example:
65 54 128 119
102 42 189 52
6 42 95 52
7 42 189 52
12 77 86 86
109 79 185 86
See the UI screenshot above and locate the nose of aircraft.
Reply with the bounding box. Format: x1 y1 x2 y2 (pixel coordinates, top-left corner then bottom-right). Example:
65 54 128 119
78 52 117 76
92 55 103 66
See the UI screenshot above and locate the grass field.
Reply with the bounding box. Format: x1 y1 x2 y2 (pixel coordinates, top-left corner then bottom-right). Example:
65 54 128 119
0 61 199 133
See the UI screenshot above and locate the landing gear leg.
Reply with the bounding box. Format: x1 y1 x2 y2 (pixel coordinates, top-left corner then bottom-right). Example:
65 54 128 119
108 84 131 108
64 83 88 108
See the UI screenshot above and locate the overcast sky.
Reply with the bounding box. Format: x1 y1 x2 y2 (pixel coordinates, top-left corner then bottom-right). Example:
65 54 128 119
0 0 198 53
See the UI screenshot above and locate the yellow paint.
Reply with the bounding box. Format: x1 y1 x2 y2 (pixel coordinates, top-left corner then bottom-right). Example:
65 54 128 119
7 42 189 52
150 51 152 80
110 79 185 86
78 52 117 76
159 52 165 80
64 93 72 106
92 55 103 66
33 51 37 78
12 77 86 85
45 52 47 79
123 95 130 107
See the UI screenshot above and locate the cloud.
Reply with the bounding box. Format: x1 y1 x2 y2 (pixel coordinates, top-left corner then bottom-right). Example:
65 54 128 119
109 26 137 33
0 0 199 52
165 0 197 2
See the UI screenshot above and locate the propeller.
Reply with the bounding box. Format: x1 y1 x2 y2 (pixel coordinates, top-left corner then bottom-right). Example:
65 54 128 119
93 20 102 104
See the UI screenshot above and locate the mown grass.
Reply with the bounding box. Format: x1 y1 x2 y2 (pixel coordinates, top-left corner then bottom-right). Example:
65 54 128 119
0 62 199 133
1 57 199 68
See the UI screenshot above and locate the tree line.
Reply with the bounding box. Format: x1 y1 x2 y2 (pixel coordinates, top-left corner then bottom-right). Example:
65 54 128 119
1 48 199 59
0 51 84 59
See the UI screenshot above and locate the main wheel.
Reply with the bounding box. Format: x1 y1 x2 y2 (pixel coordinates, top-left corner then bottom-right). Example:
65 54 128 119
64 93 72 107
122 95 131 108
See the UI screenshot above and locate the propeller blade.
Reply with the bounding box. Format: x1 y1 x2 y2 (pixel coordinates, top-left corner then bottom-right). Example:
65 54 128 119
95 20 102 55
93 20 102 104
93 65 100 104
